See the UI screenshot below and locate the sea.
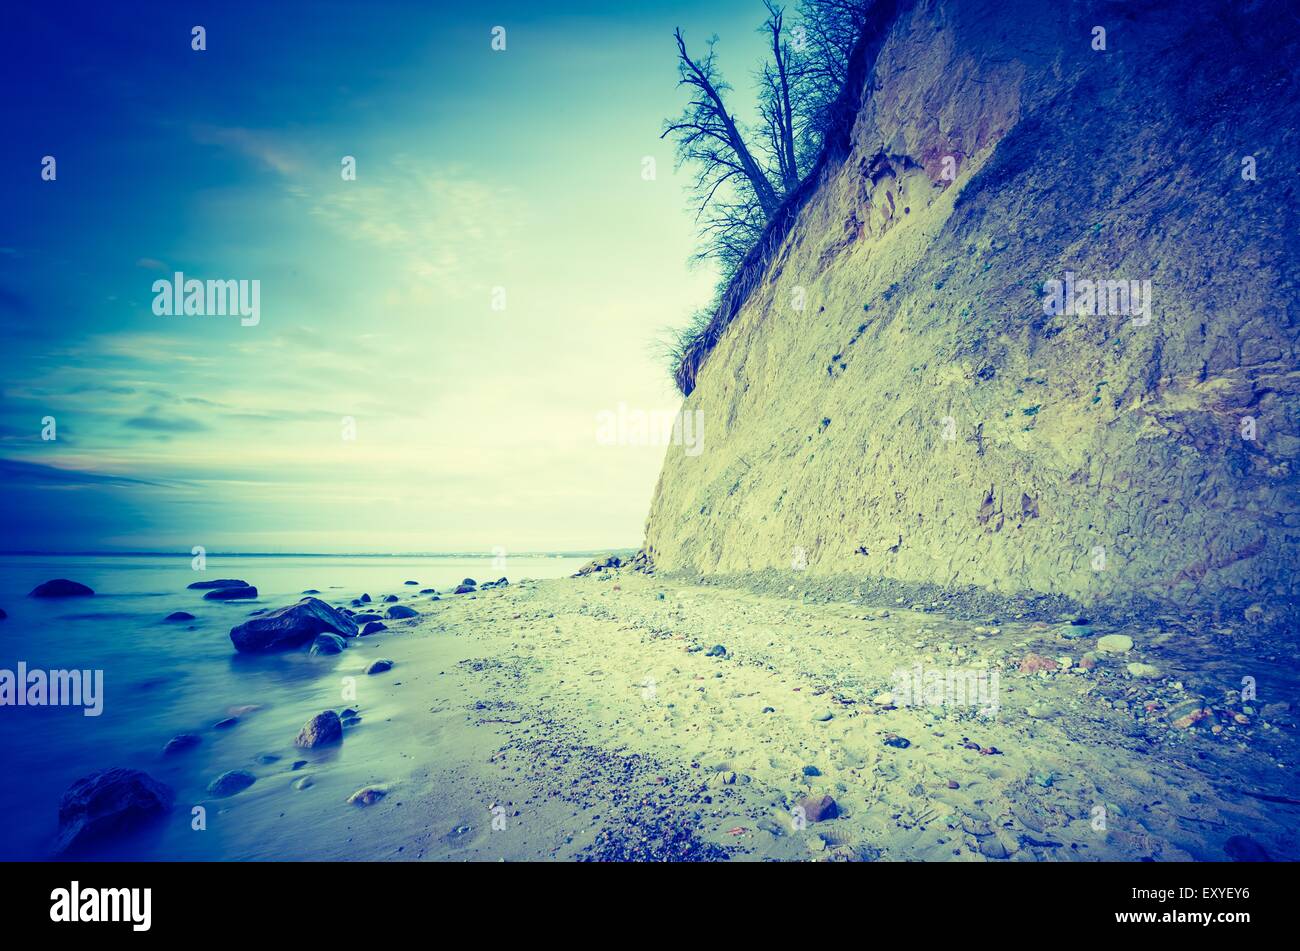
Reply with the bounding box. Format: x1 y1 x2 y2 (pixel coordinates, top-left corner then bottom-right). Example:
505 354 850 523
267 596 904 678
0 552 589 860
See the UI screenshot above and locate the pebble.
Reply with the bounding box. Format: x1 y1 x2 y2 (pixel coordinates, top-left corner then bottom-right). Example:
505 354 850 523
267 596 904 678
1096 634 1134 653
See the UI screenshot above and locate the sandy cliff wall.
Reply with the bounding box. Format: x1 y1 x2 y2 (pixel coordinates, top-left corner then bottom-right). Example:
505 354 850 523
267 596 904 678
645 0 1300 613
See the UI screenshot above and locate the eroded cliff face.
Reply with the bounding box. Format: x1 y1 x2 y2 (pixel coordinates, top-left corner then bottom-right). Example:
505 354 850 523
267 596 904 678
645 0 1300 612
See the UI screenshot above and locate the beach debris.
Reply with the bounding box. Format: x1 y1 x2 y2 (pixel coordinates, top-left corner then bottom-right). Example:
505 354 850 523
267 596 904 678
165 611 195 622
162 734 201 756
309 632 347 655
295 710 343 748
385 604 419 619
206 770 256 798
55 768 173 854
29 579 95 598
366 659 394 675
229 597 358 653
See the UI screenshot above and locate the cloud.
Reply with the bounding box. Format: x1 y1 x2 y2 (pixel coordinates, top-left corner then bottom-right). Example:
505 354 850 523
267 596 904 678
191 125 303 176
123 412 208 433
0 457 165 488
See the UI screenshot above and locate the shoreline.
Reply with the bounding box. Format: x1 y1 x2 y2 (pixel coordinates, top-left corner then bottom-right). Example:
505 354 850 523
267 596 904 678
24 566 1298 862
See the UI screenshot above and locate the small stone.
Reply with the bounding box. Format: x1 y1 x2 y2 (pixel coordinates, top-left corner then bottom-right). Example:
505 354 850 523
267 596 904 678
309 632 347 655
705 644 727 658
1127 662 1161 679
1096 634 1134 654
883 734 911 748
347 785 388 806
295 710 343 748
872 692 894 706
797 794 838 822
207 769 256 798
1019 652 1059 674
812 712 834 722
366 659 394 675
165 611 196 622
802 765 822 776
294 776 314 791
163 734 201 756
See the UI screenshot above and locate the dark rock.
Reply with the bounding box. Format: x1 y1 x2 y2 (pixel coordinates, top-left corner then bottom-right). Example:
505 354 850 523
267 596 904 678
228 597 358 653
419 588 437 594
385 604 418 619
213 717 239 730
884 734 911 749
359 621 387 636
359 593 372 603
797 794 838 823
382 594 398 603
204 586 258 601
291 760 308 770
352 612 382 623
575 555 622 576
705 644 727 658
206 770 256 798
165 611 195 622
495 577 509 586
802 765 821 776
1225 835 1271 862
186 579 250 590
461 578 477 586
347 785 388 806
55 768 173 854
301 589 320 595
309 632 347 655
163 734 201 756
453 584 476 594
295 711 343 748
366 659 394 675
30 579 94 598
404 580 418 585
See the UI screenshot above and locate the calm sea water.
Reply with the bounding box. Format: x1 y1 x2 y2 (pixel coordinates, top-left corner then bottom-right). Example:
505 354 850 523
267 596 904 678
0 553 586 860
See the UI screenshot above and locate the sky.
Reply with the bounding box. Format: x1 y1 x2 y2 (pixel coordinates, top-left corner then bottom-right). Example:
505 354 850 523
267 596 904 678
0 0 775 553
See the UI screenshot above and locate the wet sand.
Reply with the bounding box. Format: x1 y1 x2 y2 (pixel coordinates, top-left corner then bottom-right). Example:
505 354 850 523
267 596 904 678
207 569 1299 862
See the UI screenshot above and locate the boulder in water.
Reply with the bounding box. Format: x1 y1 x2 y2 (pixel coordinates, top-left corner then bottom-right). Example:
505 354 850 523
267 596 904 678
55 768 173 854
204 586 258 601
165 611 195 622
163 734 201 756
30 579 94 598
229 597 358 653
187 579 250 590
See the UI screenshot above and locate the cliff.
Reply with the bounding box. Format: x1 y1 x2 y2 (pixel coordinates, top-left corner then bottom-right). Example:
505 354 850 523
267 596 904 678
645 0 1300 616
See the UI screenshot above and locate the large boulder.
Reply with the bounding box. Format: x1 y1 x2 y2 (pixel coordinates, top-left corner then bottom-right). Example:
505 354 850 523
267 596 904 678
187 579 250 590
54 768 173 854
29 579 94 598
229 597 358 653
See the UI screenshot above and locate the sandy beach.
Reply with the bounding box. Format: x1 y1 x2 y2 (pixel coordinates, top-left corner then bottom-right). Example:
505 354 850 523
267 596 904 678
122 565 1294 863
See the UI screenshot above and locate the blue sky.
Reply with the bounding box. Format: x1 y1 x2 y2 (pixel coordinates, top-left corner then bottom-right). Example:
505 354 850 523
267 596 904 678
0 0 774 552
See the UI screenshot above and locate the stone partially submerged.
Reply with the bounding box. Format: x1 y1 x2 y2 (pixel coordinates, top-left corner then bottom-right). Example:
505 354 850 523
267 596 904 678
229 597 358 653
30 579 94 598
54 768 173 854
